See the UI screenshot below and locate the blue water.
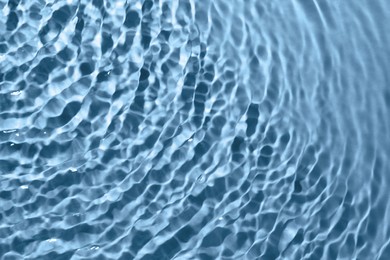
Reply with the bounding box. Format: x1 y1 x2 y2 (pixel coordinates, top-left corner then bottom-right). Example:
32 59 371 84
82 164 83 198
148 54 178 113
1 0 390 259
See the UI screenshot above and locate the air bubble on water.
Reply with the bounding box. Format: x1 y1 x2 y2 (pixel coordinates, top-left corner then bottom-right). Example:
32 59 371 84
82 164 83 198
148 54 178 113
69 167 78 172
47 238 57 243
20 185 29 189
90 246 100 250
10 143 15 146
188 138 193 142
197 174 207 183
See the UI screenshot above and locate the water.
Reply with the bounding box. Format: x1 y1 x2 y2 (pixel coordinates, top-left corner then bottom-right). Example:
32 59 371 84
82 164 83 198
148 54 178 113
1 0 390 259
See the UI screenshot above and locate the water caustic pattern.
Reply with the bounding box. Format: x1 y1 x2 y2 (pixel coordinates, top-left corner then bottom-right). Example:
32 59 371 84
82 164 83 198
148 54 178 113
1 0 390 259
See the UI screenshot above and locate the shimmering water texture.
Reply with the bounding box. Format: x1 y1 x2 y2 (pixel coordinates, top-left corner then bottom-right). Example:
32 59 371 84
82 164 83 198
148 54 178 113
1 0 390 259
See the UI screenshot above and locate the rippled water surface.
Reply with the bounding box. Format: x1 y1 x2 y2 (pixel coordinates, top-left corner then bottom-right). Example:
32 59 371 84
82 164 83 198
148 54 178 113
1 0 390 259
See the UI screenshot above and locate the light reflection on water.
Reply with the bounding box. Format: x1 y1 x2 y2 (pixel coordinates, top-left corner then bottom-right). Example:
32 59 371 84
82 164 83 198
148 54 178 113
0 0 390 259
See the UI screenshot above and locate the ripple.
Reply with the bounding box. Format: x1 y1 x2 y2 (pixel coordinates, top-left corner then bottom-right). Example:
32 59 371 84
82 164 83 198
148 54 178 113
1 0 390 259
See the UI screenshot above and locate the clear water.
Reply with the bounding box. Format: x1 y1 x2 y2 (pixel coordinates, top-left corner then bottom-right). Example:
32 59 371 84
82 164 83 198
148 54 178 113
1 0 390 259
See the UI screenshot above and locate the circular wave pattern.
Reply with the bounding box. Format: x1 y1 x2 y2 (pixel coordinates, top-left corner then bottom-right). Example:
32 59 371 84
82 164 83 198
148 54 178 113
1 0 390 259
